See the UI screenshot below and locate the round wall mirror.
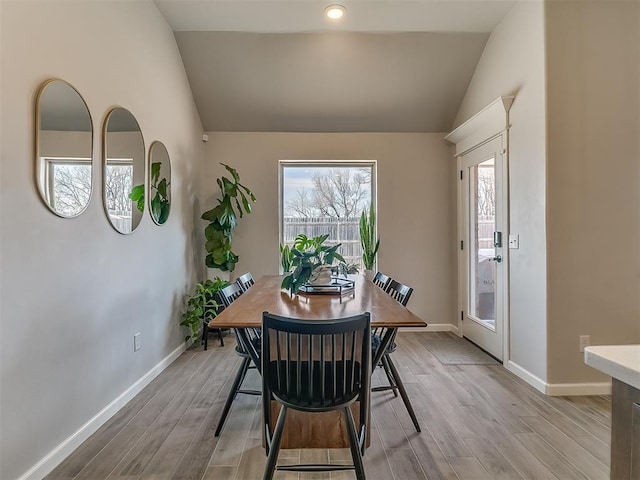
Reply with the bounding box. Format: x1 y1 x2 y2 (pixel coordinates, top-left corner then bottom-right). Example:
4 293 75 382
35 79 93 218
148 141 171 225
102 107 145 234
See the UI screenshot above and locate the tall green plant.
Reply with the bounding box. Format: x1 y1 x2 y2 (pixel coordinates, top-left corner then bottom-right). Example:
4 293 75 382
360 205 380 270
280 243 295 273
201 163 256 272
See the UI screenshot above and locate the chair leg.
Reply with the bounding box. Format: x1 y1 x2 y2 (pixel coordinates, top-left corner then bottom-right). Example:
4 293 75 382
381 355 399 397
218 328 224 347
344 407 366 480
215 356 251 437
385 355 421 432
263 406 287 480
202 323 208 350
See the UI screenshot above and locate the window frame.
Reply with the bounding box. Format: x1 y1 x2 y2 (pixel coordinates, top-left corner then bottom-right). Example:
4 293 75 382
278 160 378 272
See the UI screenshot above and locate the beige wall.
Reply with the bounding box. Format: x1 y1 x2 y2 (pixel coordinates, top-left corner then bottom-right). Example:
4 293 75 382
546 0 640 384
0 1 204 478
453 1 548 381
203 132 456 326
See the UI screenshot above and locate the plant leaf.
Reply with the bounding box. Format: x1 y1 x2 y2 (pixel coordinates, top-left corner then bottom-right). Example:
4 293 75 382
158 203 170 224
151 162 161 183
130 184 145 201
222 163 240 183
151 194 162 220
157 178 167 198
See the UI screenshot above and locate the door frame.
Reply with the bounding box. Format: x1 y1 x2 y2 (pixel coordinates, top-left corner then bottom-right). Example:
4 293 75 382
445 96 514 365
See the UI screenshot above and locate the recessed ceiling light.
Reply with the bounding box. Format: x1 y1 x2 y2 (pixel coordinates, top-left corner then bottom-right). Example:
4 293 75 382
325 4 346 20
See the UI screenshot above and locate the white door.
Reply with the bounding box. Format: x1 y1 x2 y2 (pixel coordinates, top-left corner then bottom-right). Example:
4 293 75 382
459 136 506 361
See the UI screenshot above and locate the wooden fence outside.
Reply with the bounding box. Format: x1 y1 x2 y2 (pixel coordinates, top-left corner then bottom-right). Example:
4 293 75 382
283 217 363 268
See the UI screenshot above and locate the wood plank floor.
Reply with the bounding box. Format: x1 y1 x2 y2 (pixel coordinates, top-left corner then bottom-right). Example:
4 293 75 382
46 332 611 480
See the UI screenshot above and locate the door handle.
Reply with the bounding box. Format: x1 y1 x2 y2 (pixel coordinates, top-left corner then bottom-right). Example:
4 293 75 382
488 255 502 263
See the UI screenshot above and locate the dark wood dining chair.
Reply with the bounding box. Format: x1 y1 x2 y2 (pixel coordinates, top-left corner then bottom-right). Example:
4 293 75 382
214 282 261 437
372 279 421 432
372 271 392 291
261 312 371 480
236 271 255 292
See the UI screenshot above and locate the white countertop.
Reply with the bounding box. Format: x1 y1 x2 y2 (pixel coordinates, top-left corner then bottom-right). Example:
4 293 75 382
584 345 640 390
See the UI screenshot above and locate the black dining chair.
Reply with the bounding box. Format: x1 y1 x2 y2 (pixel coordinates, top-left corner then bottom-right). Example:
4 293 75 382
371 279 421 432
201 292 226 350
261 312 371 480
236 271 255 293
214 282 262 437
372 271 392 291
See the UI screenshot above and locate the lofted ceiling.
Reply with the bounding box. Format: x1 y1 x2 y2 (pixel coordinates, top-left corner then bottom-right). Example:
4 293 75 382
155 1 517 132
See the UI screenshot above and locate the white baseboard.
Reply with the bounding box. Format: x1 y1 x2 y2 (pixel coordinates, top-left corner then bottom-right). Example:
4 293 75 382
400 323 460 335
19 343 187 480
545 382 612 396
506 360 547 393
506 360 612 396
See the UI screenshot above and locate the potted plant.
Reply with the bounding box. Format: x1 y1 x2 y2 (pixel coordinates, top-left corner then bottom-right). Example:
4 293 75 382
180 277 230 342
201 163 256 272
334 262 360 276
281 233 345 295
280 243 295 273
360 205 380 281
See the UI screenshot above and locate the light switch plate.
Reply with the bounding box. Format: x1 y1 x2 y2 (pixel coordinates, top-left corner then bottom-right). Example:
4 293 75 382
508 234 519 249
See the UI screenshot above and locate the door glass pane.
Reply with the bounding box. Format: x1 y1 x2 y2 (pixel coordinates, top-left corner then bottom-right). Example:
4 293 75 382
468 158 496 329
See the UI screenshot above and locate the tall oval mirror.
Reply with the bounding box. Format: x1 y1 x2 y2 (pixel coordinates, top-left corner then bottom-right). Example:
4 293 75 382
102 108 145 234
148 141 171 225
35 79 93 218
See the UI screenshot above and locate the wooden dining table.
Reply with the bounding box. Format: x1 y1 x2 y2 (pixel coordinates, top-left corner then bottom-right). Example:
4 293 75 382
209 274 427 448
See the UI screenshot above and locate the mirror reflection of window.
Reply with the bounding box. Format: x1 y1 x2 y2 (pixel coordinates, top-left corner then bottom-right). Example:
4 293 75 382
44 157 92 216
35 80 93 218
105 159 134 234
103 107 145 234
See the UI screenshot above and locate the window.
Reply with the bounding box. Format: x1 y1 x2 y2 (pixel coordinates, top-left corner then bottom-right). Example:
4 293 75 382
280 161 376 270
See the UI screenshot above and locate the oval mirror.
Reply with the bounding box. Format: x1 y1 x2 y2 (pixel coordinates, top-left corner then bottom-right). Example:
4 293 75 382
35 79 93 218
102 107 145 234
148 141 171 225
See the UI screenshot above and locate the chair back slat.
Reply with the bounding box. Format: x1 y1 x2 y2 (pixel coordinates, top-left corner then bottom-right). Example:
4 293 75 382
236 272 255 292
262 312 371 411
372 272 392 292
386 280 413 307
219 282 243 307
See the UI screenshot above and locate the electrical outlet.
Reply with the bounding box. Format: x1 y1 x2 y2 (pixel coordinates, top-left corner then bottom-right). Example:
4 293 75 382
579 335 590 352
134 332 141 352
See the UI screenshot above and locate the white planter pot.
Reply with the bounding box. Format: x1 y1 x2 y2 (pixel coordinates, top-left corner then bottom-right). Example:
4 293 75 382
364 269 375 281
309 266 333 285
